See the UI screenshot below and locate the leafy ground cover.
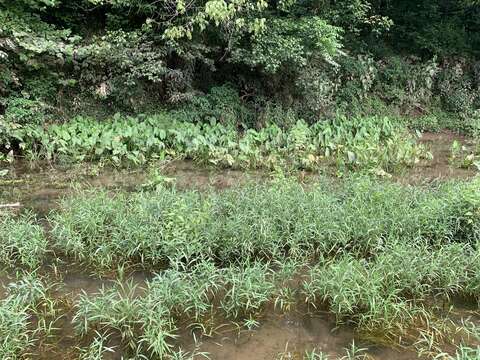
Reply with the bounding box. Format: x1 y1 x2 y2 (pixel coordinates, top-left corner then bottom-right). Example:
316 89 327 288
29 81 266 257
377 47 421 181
12 114 429 176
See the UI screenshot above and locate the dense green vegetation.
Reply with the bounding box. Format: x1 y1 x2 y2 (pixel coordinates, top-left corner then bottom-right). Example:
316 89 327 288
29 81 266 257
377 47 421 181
2 176 480 358
0 274 54 359
13 114 429 173
1 0 480 162
48 177 480 270
1 0 480 359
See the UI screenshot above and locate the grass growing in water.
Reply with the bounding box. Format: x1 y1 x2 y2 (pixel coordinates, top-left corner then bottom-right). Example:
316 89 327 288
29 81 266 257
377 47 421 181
3 175 480 357
0 212 48 269
44 176 480 357
49 176 480 269
0 273 54 359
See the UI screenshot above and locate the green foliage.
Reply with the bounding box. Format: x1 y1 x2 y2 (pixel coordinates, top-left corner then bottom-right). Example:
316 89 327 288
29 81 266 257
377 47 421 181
2 97 47 126
404 114 443 133
221 262 275 318
372 1 480 58
76 30 167 107
1 174 479 356
1 0 479 128
49 176 480 270
61 175 480 356
231 17 342 73
0 274 51 359
437 61 479 115
0 212 48 269
450 140 480 171
141 167 175 191
17 113 429 173
0 1 76 97
172 85 254 126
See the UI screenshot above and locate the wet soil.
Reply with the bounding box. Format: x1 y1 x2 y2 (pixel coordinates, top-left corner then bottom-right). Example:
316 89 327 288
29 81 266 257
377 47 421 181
187 312 417 360
398 131 477 184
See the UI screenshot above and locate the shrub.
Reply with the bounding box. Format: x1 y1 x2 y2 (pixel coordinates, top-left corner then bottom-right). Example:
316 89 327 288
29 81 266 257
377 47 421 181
173 85 255 127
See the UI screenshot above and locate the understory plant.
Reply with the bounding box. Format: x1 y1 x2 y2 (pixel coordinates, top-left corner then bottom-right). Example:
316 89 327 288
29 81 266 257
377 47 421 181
17 114 430 174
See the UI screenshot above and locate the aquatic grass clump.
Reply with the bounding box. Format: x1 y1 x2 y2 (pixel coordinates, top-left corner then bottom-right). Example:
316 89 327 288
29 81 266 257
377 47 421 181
0 295 33 358
144 260 221 321
73 282 143 339
51 176 480 349
73 260 288 358
73 282 178 357
63 176 480 356
0 212 48 269
50 188 220 270
0 274 51 359
78 332 115 360
302 240 480 338
451 346 480 360
415 180 480 244
303 255 412 333
74 261 222 358
50 176 480 271
221 262 276 319
374 241 475 299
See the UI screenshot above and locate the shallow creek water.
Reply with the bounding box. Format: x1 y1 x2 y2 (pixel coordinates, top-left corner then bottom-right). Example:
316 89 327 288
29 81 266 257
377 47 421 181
2 131 477 214
0 133 478 359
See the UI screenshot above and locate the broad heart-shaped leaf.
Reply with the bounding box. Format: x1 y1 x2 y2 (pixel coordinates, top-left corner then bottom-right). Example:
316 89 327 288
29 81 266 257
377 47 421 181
158 129 167 140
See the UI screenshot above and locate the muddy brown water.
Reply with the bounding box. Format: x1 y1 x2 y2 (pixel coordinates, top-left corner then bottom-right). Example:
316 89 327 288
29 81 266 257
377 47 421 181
0 160 265 216
397 131 477 184
0 132 478 359
181 312 417 360
2 131 477 214
33 307 420 360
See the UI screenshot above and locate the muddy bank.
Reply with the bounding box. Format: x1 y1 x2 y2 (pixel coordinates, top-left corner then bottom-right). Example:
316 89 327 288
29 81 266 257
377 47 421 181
397 131 477 184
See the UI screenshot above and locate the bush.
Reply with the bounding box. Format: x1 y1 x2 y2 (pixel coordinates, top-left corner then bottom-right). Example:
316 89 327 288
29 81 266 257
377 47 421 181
2 97 47 126
173 85 255 127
